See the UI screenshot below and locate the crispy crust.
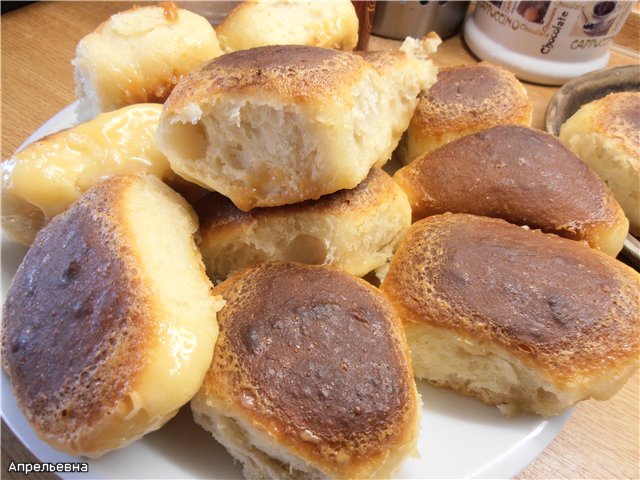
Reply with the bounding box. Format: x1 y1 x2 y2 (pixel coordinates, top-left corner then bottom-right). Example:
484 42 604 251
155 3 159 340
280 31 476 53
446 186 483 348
395 125 627 248
357 50 409 75
196 167 396 234
591 92 640 158
1 175 155 450
199 263 418 478
162 45 371 114
381 214 640 384
409 62 532 139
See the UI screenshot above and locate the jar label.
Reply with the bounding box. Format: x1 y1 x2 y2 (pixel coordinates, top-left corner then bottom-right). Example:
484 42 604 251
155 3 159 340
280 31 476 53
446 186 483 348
473 1 632 61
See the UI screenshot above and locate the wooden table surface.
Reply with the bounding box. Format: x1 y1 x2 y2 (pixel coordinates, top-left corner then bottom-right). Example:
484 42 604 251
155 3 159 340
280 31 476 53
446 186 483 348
1 2 638 479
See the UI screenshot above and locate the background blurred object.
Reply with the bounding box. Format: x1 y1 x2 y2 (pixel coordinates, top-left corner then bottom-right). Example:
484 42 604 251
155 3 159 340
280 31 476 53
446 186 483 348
1 2 35 14
464 1 634 85
179 1 239 25
612 1 640 51
373 1 470 41
353 1 377 50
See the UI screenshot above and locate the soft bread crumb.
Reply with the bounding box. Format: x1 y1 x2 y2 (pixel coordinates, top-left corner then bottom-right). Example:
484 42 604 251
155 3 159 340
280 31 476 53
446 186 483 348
399 33 442 59
158 44 439 210
197 169 411 282
407 324 574 417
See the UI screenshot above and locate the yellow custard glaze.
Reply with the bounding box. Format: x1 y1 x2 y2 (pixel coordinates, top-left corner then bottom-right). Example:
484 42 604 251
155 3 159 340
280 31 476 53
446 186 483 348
2 104 169 244
68 177 225 457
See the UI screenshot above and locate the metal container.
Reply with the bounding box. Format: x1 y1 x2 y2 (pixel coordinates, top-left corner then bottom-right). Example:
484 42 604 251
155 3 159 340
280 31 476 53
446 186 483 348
372 1 470 41
178 2 240 26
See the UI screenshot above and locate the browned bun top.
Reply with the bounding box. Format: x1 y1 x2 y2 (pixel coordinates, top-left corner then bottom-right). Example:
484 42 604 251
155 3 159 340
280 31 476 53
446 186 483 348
357 50 408 74
593 92 640 155
411 62 531 135
196 167 395 233
382 214 640 381
202 262 416 476
395 125 623 240
2 175 153 444
164 45 370 111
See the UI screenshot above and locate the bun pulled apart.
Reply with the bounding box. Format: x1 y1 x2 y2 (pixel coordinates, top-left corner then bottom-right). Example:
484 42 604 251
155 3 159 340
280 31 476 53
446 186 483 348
192 262 420 479
157 39 439 211
2 174 223 457
381 213 640 417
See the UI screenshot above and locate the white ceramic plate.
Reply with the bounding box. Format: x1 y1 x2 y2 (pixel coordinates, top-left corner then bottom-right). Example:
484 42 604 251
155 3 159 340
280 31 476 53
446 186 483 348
1 104 571 479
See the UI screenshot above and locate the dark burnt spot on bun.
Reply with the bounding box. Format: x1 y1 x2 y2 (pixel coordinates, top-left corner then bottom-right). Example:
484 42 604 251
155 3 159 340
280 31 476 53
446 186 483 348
396 125 622 244
412 62 531 134
1 175 152 444
382 213 640 380
165 45 369 110
209 262 414 459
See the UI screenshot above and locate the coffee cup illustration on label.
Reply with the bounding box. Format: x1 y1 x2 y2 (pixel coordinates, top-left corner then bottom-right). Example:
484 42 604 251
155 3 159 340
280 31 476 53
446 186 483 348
464 1 633 85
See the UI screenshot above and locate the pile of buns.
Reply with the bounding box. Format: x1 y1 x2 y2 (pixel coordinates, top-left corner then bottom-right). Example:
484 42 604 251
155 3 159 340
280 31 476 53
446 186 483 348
2 2 639 479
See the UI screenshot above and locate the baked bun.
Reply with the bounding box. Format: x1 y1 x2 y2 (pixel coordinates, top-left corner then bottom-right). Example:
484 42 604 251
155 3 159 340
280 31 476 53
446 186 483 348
357 36 440 166
559 92 640 236
381 213 640 417
2 174 223 457
400 62 532 164
394 125 629 257
157 38 439 211
196 168 410 281
216 0 358 53
73 4 222 121
191 262 419 479
1 104 206 246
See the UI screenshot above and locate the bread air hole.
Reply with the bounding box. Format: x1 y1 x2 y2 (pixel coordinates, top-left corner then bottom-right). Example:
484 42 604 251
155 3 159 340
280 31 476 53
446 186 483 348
284 234 328 265
168 121 207 161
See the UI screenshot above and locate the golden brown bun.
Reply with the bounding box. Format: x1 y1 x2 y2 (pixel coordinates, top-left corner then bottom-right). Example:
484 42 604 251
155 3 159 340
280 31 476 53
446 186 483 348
2 174 223 457
400 62 532 164
196 168 411 281
394 125 628 257
216 0 358 53
191 262 419 479
157 40 438 211
381 213 640 416
356 35 440 167
559 92 640 236
1 104 206 246
73 4 223 121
